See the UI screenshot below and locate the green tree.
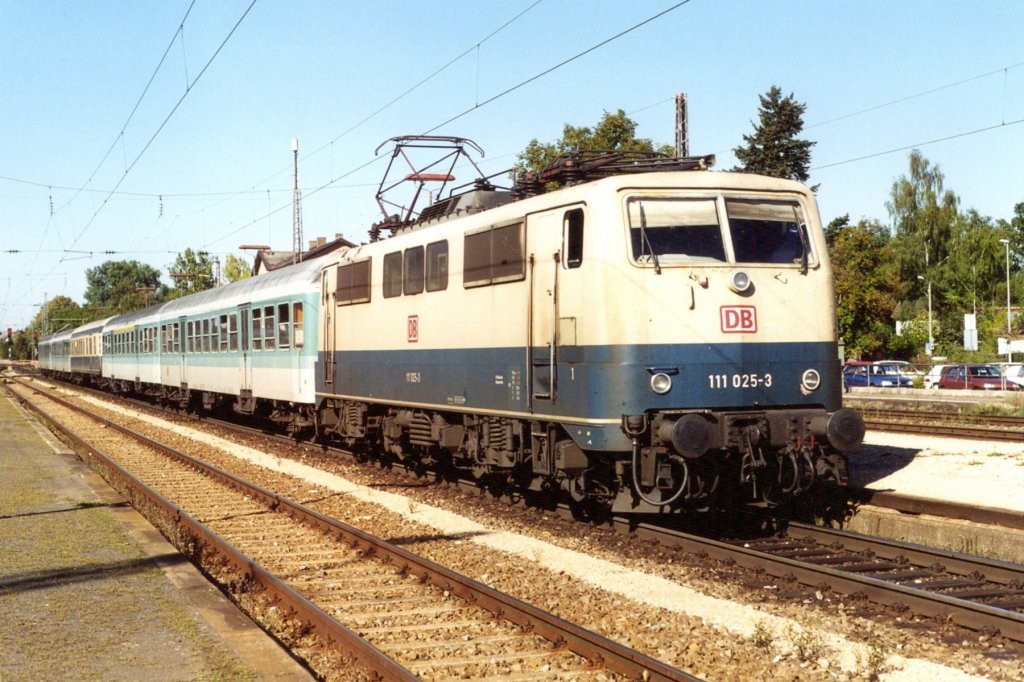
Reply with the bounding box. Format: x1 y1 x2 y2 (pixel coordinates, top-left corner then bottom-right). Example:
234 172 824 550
167 248 216 300
733 85 815 183
824 213 850 248
84 260 165 315
514 109 673 178
830 219 906 358
886 150 959 280
223 253 252 283
30 295 85 334
10 330 33 360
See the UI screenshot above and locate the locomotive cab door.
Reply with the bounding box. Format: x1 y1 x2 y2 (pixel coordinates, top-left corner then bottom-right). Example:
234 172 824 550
321 268 335 386
527 205 583 408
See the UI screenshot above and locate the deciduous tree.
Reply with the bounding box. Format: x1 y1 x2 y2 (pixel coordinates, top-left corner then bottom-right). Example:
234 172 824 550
223 254 252 283
84 260 165 315
514 109 672 178
167 248 216 299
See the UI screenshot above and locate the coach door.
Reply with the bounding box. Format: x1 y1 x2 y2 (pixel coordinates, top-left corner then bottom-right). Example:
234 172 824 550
239 304 252 393
176 316 187 390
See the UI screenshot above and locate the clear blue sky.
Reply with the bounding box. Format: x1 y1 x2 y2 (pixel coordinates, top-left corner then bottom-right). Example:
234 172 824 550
2 0 1023 328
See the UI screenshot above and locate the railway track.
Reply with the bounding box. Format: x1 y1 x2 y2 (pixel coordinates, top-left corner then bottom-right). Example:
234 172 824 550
5 378 700 682
625 518 1024 644
14 373 1024 649
859 407 1024 441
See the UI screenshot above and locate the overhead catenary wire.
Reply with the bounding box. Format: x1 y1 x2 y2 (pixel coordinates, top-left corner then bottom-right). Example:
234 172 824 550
60 0 258 262
200 1 694 248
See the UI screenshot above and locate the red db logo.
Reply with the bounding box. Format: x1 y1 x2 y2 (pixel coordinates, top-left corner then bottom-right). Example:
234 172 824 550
407 315 419 343
720 306 757 333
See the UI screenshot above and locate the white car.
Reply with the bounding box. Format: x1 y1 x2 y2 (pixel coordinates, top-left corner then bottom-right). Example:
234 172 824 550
1002 363 1024 389
923 364 951 389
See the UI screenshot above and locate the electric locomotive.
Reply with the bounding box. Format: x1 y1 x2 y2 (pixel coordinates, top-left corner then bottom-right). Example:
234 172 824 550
37 138 864 517
315 140 864 515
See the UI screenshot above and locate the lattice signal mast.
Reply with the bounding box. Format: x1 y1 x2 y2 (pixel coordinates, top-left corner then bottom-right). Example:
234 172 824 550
292 137 303 264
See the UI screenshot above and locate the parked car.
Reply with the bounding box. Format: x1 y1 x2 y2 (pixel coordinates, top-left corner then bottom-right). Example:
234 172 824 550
842 361 914 388
937 364 1020 390
1002 363 1024 389
923 364 952 389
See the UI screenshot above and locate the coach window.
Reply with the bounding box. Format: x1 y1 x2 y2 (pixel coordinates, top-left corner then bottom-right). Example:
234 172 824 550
383 251 403 298
426 240 448 292
199 319 208 353
293 302 304 349
263 305 275 350
563 208 584 269
219 314 229 351
252 308 263 350
209 317 219 353
187 322 194 353
336 259 371 305
228 314 238 352
277 303 290 350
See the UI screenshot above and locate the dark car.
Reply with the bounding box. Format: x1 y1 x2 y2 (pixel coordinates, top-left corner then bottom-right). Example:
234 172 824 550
937 364 1019 390
842 361 914 388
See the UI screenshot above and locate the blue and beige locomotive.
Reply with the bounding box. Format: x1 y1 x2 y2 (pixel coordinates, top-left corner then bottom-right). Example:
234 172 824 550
314 142 863 514
38 139 863 515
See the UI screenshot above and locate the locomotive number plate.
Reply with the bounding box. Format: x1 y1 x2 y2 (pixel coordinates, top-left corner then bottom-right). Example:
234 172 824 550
708 373 773 389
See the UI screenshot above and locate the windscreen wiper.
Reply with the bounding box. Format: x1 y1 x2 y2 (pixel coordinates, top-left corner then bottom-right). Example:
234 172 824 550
639 204 661 275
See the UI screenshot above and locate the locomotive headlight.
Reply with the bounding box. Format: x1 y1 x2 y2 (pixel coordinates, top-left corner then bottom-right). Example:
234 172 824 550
801 369 821 392
650 373 673 394
728 270 752 293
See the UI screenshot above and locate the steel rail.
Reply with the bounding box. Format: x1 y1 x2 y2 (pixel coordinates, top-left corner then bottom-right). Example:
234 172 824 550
861 408 1024 427
5 382 417 682
8 378 701 682
623 521 1024 643
785 522 1024 586
863 417 1023 441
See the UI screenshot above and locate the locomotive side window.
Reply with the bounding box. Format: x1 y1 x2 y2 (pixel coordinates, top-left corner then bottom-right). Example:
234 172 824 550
726 199 810 266
404 246 424 295
426 240 448 292
464 222 525 288
564 208 584 269
627 198 725 264
383 251 403 298
336 259 371 305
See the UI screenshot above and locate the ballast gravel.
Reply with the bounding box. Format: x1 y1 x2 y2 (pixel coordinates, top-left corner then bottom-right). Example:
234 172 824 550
42 383 1024 681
